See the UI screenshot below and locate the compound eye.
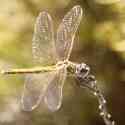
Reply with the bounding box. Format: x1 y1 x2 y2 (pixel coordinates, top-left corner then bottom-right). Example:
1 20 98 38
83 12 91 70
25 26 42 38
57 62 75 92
80 65 89 74
76 63 90 78
81 63 90 72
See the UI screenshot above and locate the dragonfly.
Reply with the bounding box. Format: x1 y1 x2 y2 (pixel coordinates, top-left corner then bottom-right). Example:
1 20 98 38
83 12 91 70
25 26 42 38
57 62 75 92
1 5 90 112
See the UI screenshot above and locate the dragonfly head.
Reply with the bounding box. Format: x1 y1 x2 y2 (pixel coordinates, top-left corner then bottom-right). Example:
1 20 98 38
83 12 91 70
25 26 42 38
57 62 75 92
75 63 90 79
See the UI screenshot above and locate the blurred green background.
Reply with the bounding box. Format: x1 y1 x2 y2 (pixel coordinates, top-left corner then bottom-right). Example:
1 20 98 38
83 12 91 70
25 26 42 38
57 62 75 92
0 0 125 125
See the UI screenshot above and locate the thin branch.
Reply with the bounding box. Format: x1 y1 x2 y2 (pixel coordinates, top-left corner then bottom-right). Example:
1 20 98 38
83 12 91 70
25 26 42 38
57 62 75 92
76 74 116 125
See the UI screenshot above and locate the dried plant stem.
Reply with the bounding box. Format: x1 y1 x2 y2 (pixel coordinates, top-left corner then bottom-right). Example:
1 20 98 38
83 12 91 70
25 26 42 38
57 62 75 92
76 75 115 125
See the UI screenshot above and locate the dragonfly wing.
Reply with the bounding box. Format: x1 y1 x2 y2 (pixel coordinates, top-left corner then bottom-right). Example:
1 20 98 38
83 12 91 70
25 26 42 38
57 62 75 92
55 5 83 60
32 11 57 65
21 71 56 111
44 67 67 111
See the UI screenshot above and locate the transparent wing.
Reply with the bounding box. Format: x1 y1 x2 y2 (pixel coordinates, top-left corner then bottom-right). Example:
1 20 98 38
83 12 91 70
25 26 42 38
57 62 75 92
21 71 56 111
44 66 67 111
55 5 83 60
32 11 57 65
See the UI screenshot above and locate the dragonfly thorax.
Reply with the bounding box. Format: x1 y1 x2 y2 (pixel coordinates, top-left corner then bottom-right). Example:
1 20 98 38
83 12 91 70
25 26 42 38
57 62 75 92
56 60 70 67
56 60 77 75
